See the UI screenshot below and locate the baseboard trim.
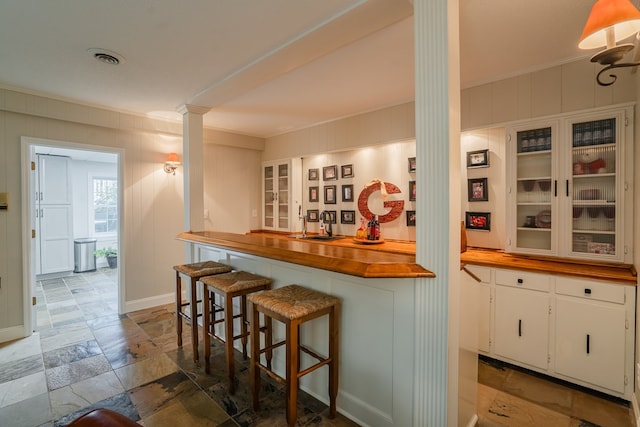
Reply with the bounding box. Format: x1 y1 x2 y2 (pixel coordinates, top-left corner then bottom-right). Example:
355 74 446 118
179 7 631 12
0 325 29 344
631 392 639 427
124 292 174 313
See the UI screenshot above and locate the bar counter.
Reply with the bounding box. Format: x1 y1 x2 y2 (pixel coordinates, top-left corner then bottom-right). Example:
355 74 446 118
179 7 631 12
176 231 434 278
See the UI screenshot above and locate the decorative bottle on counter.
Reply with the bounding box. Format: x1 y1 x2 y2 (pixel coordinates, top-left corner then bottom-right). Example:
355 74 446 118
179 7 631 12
367 217 375 240
356 218 367 239
374 215 380 240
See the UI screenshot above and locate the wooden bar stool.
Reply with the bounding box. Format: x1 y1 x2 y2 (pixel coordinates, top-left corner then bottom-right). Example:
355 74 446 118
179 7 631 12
249 284 340 427
201 271 272 394
173 261 232 363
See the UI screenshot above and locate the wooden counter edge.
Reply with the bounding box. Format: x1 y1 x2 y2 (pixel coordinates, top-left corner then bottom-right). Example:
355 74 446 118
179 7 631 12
177 231 435 279
461 248 637 286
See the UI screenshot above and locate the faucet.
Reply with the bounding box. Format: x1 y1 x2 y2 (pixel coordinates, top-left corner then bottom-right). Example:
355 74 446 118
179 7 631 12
320 210 333 237
298 205 307 238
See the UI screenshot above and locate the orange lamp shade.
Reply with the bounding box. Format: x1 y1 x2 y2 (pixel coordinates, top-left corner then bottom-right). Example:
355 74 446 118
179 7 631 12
166 152 180 164
579 0 640 49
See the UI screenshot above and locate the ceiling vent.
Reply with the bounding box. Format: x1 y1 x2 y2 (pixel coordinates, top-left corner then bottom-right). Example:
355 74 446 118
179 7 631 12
87 48 125 65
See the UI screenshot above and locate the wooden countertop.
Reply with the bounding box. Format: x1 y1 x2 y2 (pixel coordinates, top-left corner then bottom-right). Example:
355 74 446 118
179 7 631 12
177 231 435 279
461 247 637 285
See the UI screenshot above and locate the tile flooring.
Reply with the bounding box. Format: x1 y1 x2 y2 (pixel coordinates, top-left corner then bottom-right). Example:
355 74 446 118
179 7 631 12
477 356 635 427
0 269 358 427
0 269 636 426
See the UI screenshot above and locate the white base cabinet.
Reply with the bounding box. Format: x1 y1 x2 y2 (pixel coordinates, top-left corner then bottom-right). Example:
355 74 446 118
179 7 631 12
474 265 635 400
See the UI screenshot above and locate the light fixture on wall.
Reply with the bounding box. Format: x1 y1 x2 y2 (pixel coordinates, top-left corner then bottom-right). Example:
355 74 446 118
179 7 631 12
164 152 180 175
579 0 640 86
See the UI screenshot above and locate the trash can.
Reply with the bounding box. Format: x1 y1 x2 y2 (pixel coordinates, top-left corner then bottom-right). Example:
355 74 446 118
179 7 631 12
74 238 97 273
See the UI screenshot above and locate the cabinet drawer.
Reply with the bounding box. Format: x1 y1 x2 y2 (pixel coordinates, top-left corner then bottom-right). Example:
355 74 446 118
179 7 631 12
555 277 626 304
463 265 491 284
495 269 550 292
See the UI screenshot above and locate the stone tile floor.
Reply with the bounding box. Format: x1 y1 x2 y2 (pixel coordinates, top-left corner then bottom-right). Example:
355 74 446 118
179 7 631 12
0 268 635 426
477 356 635 427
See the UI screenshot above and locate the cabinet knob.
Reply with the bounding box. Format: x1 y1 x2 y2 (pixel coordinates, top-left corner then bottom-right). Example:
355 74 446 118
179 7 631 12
584 288 592 295
517 278 523 284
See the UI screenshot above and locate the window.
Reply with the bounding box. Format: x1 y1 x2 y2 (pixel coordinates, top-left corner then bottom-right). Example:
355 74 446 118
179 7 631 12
93 178 117 234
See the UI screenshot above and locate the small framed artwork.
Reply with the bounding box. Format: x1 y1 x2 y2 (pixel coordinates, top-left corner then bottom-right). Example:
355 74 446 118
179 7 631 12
322 210 337 224
341 210 356 224
468 177 489 202
465 211 491 231
307 210 319 222
408 157 416 173
341 164 354 178
466 149 489 168
342 184 354 202
409 181 416 201
308 168 319 181
324 185 337 204
406 210 416 226
309 186 319 203
323 165 338 181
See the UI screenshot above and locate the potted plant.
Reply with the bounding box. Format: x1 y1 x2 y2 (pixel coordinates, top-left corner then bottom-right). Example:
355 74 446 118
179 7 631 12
94 247 117 269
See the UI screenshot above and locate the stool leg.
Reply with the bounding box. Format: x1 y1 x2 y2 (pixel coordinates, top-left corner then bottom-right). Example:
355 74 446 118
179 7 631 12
203 285 211 374
240 295 248 360
265 315 273 370
286 320 299 427
329 306 339 418
175 271 182 347
225 292 236 394
190 277 199 363
250 304 261 411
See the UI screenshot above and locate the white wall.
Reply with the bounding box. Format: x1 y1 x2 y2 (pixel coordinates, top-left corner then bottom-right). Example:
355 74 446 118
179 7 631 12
0 87 264 339
460 128 505 250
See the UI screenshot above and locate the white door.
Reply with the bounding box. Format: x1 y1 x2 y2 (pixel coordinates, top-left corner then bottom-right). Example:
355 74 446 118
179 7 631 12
494 285 550 370
38 155 72 204
39 205 74 274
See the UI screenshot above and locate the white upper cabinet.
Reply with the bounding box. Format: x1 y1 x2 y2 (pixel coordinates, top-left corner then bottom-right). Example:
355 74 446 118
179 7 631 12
506 104 634 263
262 158 302 232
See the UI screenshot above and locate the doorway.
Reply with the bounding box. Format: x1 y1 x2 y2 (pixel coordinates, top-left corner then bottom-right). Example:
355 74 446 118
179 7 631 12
21 137 123 334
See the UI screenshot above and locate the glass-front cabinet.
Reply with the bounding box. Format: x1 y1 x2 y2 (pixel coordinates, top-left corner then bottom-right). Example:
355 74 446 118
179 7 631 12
262 158 302 232
506 104 633 263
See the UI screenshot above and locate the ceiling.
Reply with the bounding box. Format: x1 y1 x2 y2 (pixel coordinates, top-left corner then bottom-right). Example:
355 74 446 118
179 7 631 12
0 0 619 139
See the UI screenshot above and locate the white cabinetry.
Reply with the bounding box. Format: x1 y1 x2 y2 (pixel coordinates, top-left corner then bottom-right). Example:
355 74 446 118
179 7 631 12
35 154 74 275
506 104 633 263
554 277 631 395
494 270 550 370
475 265 635 400
262 159 302 232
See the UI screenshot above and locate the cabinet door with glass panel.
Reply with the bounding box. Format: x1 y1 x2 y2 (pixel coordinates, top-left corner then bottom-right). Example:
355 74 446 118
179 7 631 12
563 107 631 262
262 159 302 232
506 120 559 256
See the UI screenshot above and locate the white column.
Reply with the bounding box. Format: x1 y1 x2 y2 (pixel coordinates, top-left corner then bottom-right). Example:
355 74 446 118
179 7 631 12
178 104 210 236
413 0 461 426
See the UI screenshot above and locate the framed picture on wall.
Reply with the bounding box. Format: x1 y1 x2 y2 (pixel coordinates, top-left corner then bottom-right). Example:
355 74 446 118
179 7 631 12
323 165 338 181
466 149 489 168
307 210 319 222
308 168 319 181
341 164 354 178
324 185 337 204
342 184 354 202
409 181 416 201
341 210 355 224
408 157 416 172
465 211 491 231
467 177 489 202
309 186 319 202
406 210 416 226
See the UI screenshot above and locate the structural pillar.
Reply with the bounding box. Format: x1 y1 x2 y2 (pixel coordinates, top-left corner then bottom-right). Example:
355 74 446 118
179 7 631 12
413 0 461 426
178 104 210 260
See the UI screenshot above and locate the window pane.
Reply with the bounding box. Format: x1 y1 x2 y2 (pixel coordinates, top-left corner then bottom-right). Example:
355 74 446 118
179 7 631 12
93 178 117 234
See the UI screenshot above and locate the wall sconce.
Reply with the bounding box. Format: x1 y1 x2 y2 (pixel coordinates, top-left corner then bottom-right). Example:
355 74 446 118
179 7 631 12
579 0 640 86
164 152 180 175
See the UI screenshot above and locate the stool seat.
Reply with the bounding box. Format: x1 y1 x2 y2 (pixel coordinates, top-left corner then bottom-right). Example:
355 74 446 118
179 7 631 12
201 271 272 393
248 284 340 320
174 260 232 277
173 260 232 363
249 284 340 427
